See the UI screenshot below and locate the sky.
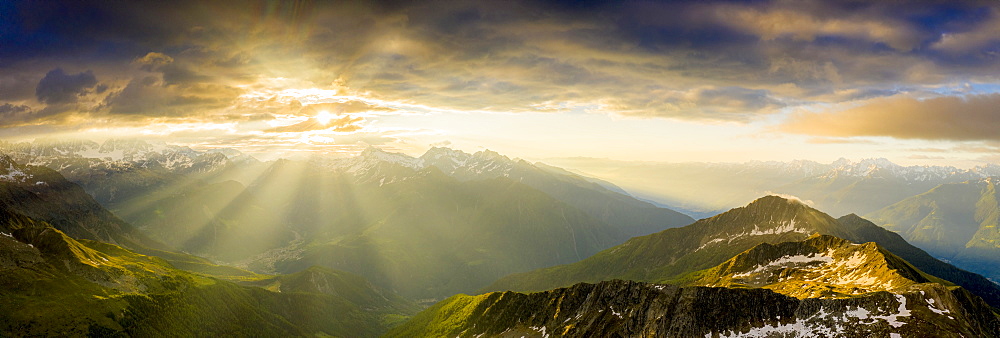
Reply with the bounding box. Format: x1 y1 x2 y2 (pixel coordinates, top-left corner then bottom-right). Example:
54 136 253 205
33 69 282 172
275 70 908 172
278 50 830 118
2 0 1000 167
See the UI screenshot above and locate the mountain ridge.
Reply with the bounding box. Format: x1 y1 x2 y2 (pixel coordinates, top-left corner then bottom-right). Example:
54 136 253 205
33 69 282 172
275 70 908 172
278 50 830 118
390 279 1000 338
866 177 1000 282
690 234 949 299
483 195 1000 308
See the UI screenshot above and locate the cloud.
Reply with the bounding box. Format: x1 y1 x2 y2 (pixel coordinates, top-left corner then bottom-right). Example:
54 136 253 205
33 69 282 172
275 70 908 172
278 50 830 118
907 155 946 160
299 101 395 115
604 86 784 120
710 2 924 51
763 192 815 206
6 0 1000 153
103 75 239 116
0 103 32 116
134 52 174 70
0 103 36 126
780 93 1000 141
35 68 99 104
932 9 1000 53
263 116 364 133
805 137 877 145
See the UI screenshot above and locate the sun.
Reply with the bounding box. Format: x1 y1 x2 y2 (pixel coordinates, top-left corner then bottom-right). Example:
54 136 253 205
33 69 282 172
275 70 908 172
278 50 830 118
315 110 334 125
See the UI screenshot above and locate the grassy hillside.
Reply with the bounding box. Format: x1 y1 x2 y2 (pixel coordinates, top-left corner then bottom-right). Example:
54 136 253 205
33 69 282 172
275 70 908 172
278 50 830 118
0 210 415 337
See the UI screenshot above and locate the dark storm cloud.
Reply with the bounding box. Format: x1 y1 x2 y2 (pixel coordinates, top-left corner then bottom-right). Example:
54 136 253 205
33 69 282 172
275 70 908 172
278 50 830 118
102 75 240 116
0 104 32 116
290 0 1000 120
4 0 1000 130
35 68 99 104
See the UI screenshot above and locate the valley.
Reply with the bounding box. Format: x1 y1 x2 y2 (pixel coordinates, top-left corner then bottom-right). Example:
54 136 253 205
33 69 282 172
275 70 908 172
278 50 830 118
2 140 1000 336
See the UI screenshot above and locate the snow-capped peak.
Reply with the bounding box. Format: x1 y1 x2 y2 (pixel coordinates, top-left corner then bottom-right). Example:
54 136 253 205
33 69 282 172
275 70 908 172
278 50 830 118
358 146 423 169
313 146 524 184
820 158 964 182
0 155 36 184
420 147 473 173
0 139 250 175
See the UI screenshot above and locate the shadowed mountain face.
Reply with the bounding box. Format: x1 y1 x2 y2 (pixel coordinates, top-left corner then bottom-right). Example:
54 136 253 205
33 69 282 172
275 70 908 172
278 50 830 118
221 164 628 300
867 177 1000 281
0 155 163 251
389 279 1000 338
484 196 1000 308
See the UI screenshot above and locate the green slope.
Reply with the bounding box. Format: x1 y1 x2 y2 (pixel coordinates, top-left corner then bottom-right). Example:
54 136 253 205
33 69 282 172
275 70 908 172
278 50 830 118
689 234 951 298
0 210 415 337
866 177 1000 281
482 196 849 293
483 195 1000 308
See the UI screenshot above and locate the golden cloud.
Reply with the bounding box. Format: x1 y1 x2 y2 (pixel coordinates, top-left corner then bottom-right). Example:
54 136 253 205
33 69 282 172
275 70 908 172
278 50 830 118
263 115 364 133
134 52 175 68
780 93 1000 141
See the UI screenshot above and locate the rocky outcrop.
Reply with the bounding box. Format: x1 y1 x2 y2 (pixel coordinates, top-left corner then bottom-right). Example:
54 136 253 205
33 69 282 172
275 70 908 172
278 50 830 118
389 279 1000 337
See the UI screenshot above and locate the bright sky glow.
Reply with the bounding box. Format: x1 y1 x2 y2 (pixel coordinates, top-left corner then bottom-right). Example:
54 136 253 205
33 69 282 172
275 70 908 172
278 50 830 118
2 1 1000 166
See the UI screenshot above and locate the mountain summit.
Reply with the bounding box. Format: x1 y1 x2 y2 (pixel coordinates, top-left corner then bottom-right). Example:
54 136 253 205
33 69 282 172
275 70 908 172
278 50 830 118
484 195 1000 308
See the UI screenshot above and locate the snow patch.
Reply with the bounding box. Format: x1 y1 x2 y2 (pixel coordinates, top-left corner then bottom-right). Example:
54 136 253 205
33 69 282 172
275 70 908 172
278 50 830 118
695 238 726 251
733 253 833 278
529 325 550 338
0 163 30 183
709 296 909 337
722 219 811 244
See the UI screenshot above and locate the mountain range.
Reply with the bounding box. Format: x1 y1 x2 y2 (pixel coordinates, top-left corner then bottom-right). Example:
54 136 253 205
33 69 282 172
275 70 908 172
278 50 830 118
866 177 1000 282
394 245 999 337
484 196 1000 308
549 157 1000 218
4 139 1000 336
0 139 693 300
397 199 1000 337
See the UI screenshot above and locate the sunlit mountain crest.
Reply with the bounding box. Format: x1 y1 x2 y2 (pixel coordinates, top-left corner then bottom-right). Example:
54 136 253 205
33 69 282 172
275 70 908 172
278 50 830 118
693 234 943 299
312 145 524 184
